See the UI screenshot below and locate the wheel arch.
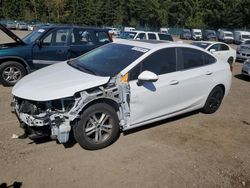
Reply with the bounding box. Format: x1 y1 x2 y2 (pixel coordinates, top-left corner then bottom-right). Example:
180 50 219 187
214 84 225 96
79 98 120 116
0 56 30 73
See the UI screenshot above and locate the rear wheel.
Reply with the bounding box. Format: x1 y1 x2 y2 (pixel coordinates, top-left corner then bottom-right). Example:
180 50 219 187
73 103 120 150
202 86 224 114
0 61 26 86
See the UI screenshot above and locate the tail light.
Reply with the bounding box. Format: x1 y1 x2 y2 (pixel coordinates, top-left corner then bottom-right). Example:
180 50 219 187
230 64 233 72
109 33 113 42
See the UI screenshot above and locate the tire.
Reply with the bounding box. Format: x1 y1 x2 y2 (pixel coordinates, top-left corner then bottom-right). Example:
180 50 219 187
73 103 120 150
202 86 224 114
227 56 234 64
0 61 26 86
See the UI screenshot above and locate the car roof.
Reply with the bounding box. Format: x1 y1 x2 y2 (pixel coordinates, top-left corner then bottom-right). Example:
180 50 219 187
39 25 108 31
192 41 228 45
234 31 250 34
114 39 200 50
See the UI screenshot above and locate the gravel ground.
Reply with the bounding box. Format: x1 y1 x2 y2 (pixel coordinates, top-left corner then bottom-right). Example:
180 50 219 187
0 30 250 188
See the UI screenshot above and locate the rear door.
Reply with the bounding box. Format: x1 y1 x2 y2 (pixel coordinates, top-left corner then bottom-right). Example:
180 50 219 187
32 28 71 68
176 48 217 109
69 28 96 59
209 43 230 62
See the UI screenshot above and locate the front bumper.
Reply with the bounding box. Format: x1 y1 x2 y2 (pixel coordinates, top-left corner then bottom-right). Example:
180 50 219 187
12 100 72 143
242 64 250 76
237 52 250 61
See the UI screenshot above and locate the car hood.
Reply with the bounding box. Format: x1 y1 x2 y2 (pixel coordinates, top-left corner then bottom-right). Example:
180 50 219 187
0 24 25 45
12 61 110 101
240 44 250 52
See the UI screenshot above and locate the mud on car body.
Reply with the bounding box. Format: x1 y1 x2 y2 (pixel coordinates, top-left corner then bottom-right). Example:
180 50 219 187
12 40 232 150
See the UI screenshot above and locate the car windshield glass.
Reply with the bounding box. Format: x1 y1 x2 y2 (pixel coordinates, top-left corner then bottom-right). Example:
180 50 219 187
225 33 233 37
22 28 46 44
242 35 250 39
194 32 201 35
68 43 148 77
191 42 210 49
119 32 137 39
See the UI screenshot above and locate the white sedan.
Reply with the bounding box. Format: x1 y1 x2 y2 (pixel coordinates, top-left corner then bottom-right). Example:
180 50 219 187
192 41 236 68
12 40 232 150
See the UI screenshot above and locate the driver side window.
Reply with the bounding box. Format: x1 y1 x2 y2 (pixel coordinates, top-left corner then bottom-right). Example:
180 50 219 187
129 48 177 81
42 29 70 46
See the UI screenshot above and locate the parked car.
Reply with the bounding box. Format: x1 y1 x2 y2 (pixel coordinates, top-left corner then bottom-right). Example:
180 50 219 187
236 40 250 61
159 27 169 34
119 31 173 41
12 40 232 150
203 30 217 41
191 29 202 40
123 27 135 32
217 30 234 43
0 24 112 86
107 27 120 36
180 29 192 40
234 31 250 44
191 41 236 70
241 59 250 77
16 22 28 30
6 21 16 30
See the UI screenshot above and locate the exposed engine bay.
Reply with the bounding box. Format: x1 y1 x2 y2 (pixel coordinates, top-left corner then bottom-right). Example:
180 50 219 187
12 77 130 143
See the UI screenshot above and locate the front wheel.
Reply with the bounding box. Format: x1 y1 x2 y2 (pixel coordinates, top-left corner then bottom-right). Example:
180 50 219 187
202 86 224 114
73 103 120 150
0 61 26 86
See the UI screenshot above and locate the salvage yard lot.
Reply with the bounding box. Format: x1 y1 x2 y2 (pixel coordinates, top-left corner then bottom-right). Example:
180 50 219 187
0 31 250 188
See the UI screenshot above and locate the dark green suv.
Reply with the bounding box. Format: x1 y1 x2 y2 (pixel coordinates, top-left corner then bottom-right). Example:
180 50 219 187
0 24 112 86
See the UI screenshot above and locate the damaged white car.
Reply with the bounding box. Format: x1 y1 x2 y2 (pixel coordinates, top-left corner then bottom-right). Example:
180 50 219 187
12 40 232 150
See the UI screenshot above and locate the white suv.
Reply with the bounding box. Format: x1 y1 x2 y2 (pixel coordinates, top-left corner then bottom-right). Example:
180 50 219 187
12 40 232 150
119 31 173 41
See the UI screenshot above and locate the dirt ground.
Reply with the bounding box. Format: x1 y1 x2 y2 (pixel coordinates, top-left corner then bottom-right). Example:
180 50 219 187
0 31 250 188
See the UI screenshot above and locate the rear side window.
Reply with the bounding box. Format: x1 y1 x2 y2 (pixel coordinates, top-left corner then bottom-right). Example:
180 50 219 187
220 44 229 51
96 31 110 44
137 33 146 40
179 48 216 69
203 53 216 65
158 34 173 41
71 28 93 45
181 48 204 69
148 33 157 40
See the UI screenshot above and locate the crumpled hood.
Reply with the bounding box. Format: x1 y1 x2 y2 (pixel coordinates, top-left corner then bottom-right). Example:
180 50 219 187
12 61 110 101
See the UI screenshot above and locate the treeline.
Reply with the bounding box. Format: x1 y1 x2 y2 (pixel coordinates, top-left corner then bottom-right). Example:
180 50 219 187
0 0 250 29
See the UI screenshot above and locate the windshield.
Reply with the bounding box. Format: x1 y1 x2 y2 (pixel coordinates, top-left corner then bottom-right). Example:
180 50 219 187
119 32 137 39
22 28 46 44
225 33 233 37
242 35 250 39
192 42 210 49
194 32 201 35
68 43 148 77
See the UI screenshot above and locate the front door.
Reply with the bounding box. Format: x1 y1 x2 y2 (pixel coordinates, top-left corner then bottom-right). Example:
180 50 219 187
32 28 71 69
128 48 182 126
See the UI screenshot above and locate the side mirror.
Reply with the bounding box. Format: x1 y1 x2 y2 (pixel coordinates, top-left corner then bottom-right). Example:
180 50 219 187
138 71 158 83
35 40 42 47
209 49 216 53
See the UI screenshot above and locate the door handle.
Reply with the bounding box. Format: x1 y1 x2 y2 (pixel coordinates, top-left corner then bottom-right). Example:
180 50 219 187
169 80 179 85
205 71 213 75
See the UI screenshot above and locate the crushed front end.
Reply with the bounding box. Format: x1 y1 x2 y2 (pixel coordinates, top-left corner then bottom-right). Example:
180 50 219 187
12 97 75 143
11 76 131 144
